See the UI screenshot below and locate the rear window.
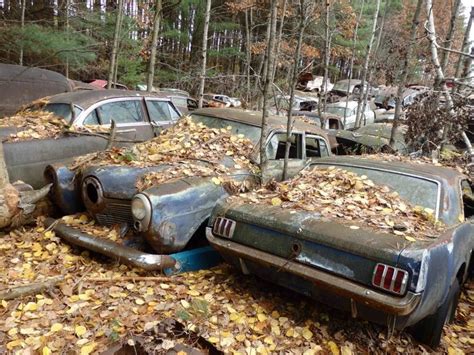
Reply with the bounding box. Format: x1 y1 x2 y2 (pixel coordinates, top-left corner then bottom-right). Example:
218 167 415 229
191 114 261 144
43 103 83 123
313 164 439 214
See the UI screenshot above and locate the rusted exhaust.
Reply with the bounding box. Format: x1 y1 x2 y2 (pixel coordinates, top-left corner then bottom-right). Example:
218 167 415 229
44 218 176 271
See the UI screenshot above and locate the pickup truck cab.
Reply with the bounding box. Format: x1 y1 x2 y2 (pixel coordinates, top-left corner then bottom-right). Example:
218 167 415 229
206 156 473 348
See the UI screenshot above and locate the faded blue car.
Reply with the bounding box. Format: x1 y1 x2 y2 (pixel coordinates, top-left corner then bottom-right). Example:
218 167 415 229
47 108 332 261
206 157 474 348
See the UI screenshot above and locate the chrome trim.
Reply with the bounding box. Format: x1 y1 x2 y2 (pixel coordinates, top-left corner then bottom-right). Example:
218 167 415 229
132 194 152 232
207 228 421 316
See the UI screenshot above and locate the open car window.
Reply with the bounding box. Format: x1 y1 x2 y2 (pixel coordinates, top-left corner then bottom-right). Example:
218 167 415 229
266 133 303 160
305 135 329 158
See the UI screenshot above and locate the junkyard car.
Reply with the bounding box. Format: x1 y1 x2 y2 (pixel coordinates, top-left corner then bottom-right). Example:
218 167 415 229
47 108 332 259
206 156 474 348
333 123 407 154
324 99 375 129
330 79 374 98
2 90 181 187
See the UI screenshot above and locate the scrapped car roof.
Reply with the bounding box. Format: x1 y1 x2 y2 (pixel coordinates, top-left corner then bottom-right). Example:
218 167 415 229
311 156 465 183
326 100 359 109
192 108 328 136
0 63 70 84
47 90 171 109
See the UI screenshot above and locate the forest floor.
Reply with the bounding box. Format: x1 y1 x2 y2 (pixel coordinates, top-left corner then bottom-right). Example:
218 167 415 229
0 220 472 354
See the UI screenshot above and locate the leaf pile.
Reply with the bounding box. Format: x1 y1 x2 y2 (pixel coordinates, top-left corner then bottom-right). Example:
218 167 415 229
0 222 472 354
72 117 258 191
231 166 443 240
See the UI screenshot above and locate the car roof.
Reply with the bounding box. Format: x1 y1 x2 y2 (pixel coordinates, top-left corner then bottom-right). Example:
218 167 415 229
334 79 362 85
192 108 329 137
327 100 359 108
46 90 171 109
0 64 70 85
311 156 465 183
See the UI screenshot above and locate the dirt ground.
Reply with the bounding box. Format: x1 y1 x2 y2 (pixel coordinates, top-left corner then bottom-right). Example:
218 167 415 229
0 223 472 354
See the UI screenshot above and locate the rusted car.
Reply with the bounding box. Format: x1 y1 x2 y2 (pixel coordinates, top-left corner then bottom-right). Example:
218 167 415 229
3 90 181 188
206 156 474 348
332 123 408 155
46 108 332 265
0 64 96 117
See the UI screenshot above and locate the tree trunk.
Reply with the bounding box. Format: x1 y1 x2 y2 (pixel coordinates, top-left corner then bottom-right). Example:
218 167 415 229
425 0 474 160
107 0 123 89
354 0 380 129
318 0 331 117
389 0 422 147
283 0 305 181
244 9 252 104
198 0 211 108
272 0 287 83
454 7 473 87
439 0 462 76
146 0 162 92
259 0 278 172
343 0 365 127
19 0 26 66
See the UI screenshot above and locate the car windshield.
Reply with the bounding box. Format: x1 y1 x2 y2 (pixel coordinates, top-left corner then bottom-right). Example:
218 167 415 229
313 163 439 215
332 82 350 92
325 106 349 117
190 114 261 144
43 103 83 123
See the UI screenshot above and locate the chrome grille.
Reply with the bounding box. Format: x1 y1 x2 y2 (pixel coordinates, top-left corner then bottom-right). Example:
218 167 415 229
95 201 133 226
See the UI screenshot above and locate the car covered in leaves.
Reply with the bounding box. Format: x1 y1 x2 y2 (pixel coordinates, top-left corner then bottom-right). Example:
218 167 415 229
46 108 332 267
206 156 474 348
1 90 181 188
332 123 407 155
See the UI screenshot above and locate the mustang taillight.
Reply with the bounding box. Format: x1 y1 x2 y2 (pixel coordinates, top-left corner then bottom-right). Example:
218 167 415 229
372 263 409 295
213 217 236 239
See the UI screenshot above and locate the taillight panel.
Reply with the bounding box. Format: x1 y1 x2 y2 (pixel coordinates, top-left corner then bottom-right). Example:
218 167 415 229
372 263 409 295
213 217 236 239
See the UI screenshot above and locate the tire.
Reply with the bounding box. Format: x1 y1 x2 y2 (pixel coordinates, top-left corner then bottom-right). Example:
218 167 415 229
410 279 461 348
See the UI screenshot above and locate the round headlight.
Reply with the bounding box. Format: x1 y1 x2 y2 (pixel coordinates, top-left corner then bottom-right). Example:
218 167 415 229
131 197 146 220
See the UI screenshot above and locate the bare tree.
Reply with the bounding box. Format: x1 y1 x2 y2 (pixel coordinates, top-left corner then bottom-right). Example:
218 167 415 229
244 8 252 104
272 0 288 82
454 6 473 90
198 0 212 108
354 0 380 128
19 0 26 66
283 0 307 180
107 0 124 89
259 0 278 172
343 0 365 126
425 0 474 160
389 0 423 147
317 0 331 117
146 0 162 92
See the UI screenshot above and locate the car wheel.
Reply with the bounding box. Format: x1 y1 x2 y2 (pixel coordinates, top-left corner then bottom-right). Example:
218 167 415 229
410 279 460 348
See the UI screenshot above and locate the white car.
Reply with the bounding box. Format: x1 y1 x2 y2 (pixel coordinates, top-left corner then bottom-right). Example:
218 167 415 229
305 76 334 93
324 100 374 130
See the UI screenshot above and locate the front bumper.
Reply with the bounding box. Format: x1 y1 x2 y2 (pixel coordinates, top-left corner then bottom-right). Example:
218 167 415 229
44 218 176 271
206 227 421 316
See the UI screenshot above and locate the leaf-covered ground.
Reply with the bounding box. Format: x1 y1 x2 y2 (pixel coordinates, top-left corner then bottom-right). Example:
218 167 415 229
0 223 472 354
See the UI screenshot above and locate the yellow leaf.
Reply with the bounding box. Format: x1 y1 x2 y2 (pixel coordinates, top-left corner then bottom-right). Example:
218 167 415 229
7 327 18 336
135 298 145 305
79 214 89 222
349 225 360 230
405 236 416 242
7 339 23 350
211 177 221 185
160 283 170 289
302 327 313 340
23 301 38 311
187 290 200 296
1 299 7 308
271 197 282 206
75 325 87 337
180 300 190 308
257 313 267 322
208 336 219 344
51 323 63 332
80 342 97 355
43 346 52 355
341 345 353 355
328 341 340 355
236 334 246 342
285 328 294 337
264 336 274 345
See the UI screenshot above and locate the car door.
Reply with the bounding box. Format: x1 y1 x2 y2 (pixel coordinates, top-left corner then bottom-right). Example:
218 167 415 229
89 98 155 141
145 98 181 135
263 131 308 182
305 134 330 161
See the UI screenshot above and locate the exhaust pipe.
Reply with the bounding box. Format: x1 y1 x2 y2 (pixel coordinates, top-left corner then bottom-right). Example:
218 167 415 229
44 218 176 271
